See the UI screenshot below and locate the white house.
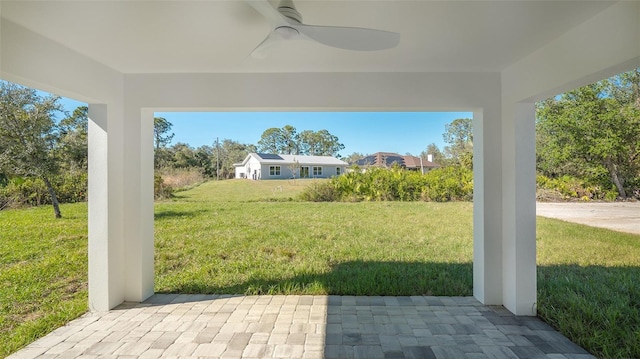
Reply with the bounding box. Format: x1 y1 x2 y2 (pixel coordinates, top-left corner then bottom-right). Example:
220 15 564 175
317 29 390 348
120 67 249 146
235 153 347 180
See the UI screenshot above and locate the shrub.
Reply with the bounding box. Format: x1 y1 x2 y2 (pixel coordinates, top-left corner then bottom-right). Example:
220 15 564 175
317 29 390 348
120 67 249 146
54 171 88 204
156 167 205 191
422 167 473 202
536 174 618 201
297 181 338 202
0 167 206 210
299 165 473 202
0 171 87 210
0 180 27 210
332 167 368 200
154 174 174 200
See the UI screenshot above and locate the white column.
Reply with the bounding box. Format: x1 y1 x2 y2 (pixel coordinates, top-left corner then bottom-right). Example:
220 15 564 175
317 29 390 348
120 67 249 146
88 103 154 311
501 102 537 315
473 107 503 305
88 104 125 311
123 106 155 302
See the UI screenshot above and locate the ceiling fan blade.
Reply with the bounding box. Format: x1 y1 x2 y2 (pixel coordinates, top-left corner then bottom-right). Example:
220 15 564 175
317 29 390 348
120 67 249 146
245 0 400 56
250 31 284 59
297 24 400 51
246 0 288 26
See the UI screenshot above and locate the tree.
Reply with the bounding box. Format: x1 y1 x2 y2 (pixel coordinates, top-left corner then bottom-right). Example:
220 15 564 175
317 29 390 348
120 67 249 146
154 117 174 168
298 129 344 156
0 81 64 218
257 126 299 154
343 152 366 165
421 143 446 165
315 129 345 156
442 118 473 168
536 70 640 199
288 158 301 182
218 139 256 179
194 145 215 177
280 125 298 154
171 142 199 168
257 125 344 157
58 106 88 171
297 130 317 155
257 127 283 154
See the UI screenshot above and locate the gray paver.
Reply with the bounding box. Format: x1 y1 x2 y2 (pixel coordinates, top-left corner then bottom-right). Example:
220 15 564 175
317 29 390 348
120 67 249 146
7 295 596 359
510 346 547 359
353 345 385 359
481 346 520 359
324 345 355 359
432 345 467 359
404 346 436 359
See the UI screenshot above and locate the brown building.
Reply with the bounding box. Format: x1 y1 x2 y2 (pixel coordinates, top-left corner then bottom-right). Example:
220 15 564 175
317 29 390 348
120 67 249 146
352 152 439 173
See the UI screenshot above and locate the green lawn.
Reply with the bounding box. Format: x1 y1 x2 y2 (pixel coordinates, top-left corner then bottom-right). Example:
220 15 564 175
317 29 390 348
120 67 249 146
537 218 640 358
155 180 473 296
0 203 88 357
1 179 639 358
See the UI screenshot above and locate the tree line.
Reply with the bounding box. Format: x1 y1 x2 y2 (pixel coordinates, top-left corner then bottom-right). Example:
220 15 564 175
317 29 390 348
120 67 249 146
256 125 345 156
153 118 256 179
1 68 638 216
152 122 345 180
411 69 640 200
337 68 639 201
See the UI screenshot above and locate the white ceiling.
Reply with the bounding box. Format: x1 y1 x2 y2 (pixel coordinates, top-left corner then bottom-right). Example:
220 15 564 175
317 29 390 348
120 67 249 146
1 1 616 74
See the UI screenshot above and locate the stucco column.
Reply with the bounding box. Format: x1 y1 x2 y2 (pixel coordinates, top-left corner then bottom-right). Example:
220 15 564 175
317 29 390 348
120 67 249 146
473 107 503 306
122 106 155 303
501 102 537 315
88 104 125 311
87 104 154 311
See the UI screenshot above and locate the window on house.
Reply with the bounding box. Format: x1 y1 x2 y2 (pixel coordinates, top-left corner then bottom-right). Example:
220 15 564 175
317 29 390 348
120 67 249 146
313 166 322 176
269 166 281 176
336 167 341 175
300 166 310 178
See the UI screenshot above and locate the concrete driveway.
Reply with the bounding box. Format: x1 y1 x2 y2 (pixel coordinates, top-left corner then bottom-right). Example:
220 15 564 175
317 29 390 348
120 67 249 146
536 202 640 235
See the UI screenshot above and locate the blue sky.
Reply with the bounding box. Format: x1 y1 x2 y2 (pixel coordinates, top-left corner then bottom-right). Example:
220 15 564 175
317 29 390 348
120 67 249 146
58 96 470 157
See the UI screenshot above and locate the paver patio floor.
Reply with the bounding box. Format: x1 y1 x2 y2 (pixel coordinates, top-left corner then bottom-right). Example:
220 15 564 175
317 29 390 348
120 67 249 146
9 294 594 359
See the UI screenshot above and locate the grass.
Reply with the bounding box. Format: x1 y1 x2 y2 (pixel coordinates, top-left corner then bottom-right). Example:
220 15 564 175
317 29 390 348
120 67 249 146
537 218 640 358
1 178 639 358
0 203 88 357
155 181 473 296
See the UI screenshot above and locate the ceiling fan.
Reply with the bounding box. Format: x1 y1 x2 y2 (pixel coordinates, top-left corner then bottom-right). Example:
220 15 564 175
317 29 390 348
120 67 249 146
247 0 400 58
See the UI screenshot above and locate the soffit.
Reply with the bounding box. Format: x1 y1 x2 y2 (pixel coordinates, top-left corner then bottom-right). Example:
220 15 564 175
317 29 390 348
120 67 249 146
0 1 615 73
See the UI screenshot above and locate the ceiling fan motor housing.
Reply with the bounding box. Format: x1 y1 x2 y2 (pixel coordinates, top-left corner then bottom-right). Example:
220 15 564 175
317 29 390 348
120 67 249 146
275 26 300 39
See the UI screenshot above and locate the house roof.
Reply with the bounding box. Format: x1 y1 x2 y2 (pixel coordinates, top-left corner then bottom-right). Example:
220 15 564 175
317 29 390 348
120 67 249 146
402 155 438 169
353 152 438 168
237 153 348 167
